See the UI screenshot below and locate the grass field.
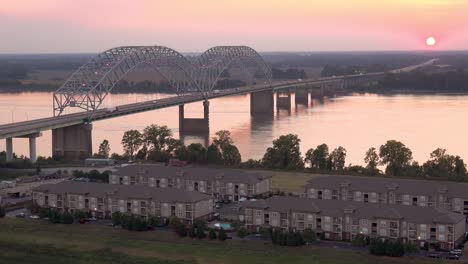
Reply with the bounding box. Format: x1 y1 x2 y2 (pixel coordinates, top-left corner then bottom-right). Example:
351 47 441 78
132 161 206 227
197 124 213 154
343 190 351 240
0 218 447 264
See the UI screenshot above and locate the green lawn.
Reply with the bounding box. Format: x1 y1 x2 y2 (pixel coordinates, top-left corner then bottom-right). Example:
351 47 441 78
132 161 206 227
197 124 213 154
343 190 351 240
0 218 447 264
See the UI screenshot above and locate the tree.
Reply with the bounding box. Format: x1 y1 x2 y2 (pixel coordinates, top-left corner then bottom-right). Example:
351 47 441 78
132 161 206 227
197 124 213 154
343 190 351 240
222 144 241 166
143 124 173 153
208 229 217 240
262 134 304 169
305 144 329 170
379 140 413 176
121 130 143 160
364 147 379 173
61 212 74 224
97 139 111 158
0 206 5 218
423 148 467 180
178 143 207 163
218 228 227 241
112 212 123 226
206 143 222 164
329 146 347 170
211 130 242 165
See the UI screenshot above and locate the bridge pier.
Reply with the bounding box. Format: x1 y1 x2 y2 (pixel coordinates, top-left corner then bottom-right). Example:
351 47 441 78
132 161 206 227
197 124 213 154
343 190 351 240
52 124 93 160
276 90 291 110
250 90 274 116
6 138 13 161
179 100 210 135
295 88 309 105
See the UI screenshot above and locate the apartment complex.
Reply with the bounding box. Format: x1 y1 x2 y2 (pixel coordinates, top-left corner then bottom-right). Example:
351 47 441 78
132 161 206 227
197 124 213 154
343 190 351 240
109 165 272 202
304 176 468 216
244 196 465 250
32 181 213 224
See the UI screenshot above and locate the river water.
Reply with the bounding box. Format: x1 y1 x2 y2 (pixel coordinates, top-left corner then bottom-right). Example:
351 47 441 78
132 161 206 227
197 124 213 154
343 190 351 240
1 92 468 166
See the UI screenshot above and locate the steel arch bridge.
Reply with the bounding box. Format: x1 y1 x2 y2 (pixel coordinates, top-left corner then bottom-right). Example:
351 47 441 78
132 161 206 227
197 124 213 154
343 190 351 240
53 45 272 116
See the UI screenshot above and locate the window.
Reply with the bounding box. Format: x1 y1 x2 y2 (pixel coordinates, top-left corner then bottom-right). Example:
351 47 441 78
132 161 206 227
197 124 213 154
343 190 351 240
438 234 445 241
380 229 387 236
419 224 426 231
360 219 368 225
438 225 445 233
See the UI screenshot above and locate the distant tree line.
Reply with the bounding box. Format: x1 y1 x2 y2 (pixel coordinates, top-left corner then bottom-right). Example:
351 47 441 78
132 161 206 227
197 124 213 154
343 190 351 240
321 64 387 77
376 70 468 92
272 68 307 80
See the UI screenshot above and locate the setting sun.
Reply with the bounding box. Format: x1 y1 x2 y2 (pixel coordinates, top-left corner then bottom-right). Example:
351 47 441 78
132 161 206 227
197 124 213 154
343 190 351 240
426 36 436 46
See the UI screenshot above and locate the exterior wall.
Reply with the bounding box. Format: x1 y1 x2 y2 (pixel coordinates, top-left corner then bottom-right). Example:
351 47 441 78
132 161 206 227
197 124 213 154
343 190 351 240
32 190 212 223
305 186 468 216
242 206 465 250
110 173 272 201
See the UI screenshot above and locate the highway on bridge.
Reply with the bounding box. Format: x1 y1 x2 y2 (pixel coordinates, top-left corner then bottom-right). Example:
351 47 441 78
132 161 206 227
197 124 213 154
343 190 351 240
0 74 371 140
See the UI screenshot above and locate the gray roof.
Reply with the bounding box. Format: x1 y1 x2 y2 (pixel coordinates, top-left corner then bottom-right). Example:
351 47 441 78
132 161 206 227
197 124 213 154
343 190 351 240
33 181 211 203
304 175 468 198
113 164 272 184
245 196 465 225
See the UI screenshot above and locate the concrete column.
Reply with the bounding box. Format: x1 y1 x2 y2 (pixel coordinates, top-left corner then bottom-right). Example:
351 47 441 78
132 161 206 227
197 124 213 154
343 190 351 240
179 104 184 132
29 136 37 163
203 100 210 121
250 90 274 116
276 90 291 109
52 123 93 160
295 88 309 105
6 138 13 161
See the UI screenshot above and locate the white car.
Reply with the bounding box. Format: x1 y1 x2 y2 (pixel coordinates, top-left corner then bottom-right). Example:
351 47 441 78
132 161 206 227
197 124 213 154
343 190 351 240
29 215 40 219
450 249 462 255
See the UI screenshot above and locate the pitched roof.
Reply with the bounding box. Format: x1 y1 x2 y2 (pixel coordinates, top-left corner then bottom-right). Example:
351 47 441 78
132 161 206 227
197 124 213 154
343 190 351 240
113 164 272 184
33 181 211 203
244 196 465 225
304 175 468 198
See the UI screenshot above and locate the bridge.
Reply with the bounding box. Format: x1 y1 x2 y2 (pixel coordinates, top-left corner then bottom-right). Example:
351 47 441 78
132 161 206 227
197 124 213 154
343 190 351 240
0 45 434 162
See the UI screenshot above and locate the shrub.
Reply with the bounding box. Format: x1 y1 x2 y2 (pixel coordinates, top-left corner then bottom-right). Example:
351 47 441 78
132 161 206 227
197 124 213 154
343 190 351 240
148 216 161 227
112 212 123 226
209 229 217 240
177 225 188 237
61 212 74 224
218 228 227 241
188 227 197 238
404 242 419 254
351 234 368 247
302 228 316 244
236 227 249 238
196 225 206 239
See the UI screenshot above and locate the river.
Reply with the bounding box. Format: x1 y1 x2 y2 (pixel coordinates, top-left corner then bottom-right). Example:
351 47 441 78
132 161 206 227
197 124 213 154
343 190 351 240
1 92 468 166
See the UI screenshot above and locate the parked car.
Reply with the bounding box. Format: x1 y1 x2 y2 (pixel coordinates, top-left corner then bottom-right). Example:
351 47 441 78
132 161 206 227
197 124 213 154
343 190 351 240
447 254 460 260
428 252 441 258
29 215 40 219
450 249 462 255
15 213 26 218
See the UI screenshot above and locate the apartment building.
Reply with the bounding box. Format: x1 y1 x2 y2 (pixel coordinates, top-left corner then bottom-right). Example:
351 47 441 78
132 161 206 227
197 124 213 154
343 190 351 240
304 175 468 216
109 165 272 202
244 196 465 250
32 181 213 224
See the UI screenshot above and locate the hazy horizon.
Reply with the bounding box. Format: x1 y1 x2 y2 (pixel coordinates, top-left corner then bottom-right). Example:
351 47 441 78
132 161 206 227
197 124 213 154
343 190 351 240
1 0 467 53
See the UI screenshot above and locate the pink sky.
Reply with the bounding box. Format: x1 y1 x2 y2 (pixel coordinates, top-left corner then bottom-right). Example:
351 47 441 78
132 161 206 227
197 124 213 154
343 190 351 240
1 0 467 53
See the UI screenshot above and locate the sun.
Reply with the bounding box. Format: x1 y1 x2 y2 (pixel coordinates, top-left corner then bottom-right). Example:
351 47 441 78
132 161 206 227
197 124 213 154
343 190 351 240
426 36 436 46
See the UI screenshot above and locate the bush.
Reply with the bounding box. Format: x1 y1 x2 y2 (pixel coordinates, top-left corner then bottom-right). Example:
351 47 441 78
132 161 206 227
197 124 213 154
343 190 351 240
404 242 419 254
169 217 183 230
196 225 206 239
148 216 161 227
177 225 188 237
61 212 74 224
73 210 89 220
0 206 5 218
27 203 41 214
112 212 123 226
218 228 227 241
188 227 197 238
209 229 217 240
236 227 249 238
351 234 368 247
302 228 316 244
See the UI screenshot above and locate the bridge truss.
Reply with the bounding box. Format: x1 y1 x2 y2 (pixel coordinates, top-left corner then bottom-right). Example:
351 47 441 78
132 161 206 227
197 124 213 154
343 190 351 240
53 45 272 117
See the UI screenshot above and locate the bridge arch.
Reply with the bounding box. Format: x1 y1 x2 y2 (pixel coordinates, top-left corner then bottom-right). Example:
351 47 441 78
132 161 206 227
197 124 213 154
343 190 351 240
53 45 272 116
196 46 272 93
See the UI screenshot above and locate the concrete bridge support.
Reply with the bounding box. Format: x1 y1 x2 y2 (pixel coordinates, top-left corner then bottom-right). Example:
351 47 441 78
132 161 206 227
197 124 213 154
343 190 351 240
250 90 274 116
179 100 210 134
52 124 93 160
295 88 309 105
6 138 13 161
276 91 291 110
